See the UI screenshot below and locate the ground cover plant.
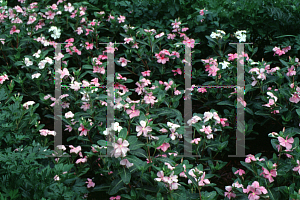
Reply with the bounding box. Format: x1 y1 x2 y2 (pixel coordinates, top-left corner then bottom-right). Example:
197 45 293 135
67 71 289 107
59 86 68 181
0 0 300 199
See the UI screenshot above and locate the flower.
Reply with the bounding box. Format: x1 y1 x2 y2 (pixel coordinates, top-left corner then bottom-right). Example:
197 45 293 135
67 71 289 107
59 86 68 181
120 159 134 168
85 178 95 188
23 101 35 109
260 167 277 183
219 61 230 69
24 58 33 66
156 143 170 152
57 68 69 79
32 73 41 79
245 154 256 163
126 104 140 119
234 169 245 176
111 138 130 158
65 111 74 119
117 57 131 67
293 160 300 175
225 186 236 199
235 30 247 43
78 124 90 136
278 136 294 150
69 145 81 154
136 120 152 137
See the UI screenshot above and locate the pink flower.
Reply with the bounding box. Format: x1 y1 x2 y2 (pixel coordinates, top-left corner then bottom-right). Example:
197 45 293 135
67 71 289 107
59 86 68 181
124 37 133 44
228 53 238 61
10 25 20 35
141 70 151 76
197 88 207 93
200 125 212 134
78 124 90 136
237 97 247 107
289 92 300 104
54 52 64 61
167 33 176 39
293 160 300 175
171 68 182 76
198 172 210 186
69 145 81 154
225 186 236 199
260 167 277 183
111 138 130 158
85 178 95 188
76 156 88 164
57 68 69 79
117 15 125 23
117 57 131 67
157 143 170 152
126 104 140 119
286 65 296 76
245 154 256 163
278 136 294 150
164 80 173 91
85 42 93 50
191 138 201 144
136 120 152 137
171 19 181 29
120 159 134 168
234 169 245 176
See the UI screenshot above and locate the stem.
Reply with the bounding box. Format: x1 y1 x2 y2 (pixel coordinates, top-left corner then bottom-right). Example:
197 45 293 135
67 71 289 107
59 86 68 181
127 120 130 136
198 186 202 200
1 50 9 66
125 66 138 76
137 53 149 69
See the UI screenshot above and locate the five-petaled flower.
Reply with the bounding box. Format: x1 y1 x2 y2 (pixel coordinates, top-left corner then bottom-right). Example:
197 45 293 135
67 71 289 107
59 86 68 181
136 120 152 137
278 135 294 150
111 138 130 158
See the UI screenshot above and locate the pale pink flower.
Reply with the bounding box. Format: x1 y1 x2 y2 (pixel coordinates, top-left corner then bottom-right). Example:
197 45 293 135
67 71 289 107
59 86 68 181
191 138 201 144
171 68 182 76
200 125 212 135
69 145 81 154
124 37 134 44
245 154 256 163
57 68 69 79
234 169 245 176
293 160 300 175
117 15 125 23
78 124 90 136
65 111 74 119
54 175 60 181
136 120 152 137
117 57 131 67
85 178 95 188
278 136 294 150
126 104 140 119
286 65 296 76
54 52 64 61
157 143 170 152
23 101 35 109
289 92 300 104
111 138 130 158
225 186 236 199
237 97 247 107
10 25 20 35
260 167 277 183
167 33 176 39
85 42 93 50
120 159 134 168
141 70 151 76
164 80 173 91
76 156 88 164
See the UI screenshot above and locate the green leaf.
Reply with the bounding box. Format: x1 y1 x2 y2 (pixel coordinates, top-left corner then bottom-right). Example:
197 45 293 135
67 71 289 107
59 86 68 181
119 128 127 139
129 140 145 150
218 141 228 151
109 178 124 195
296 108 300 117
279 59 289 67
129 149 148 159
217 100 234 106
120 167 131 185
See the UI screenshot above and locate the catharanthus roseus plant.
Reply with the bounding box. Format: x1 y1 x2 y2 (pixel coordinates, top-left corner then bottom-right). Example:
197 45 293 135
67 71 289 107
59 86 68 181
0 0 300 199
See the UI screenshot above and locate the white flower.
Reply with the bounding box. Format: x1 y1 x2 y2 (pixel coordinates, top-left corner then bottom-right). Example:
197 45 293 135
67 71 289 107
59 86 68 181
23 101 35 109
65 111 74 119
203 112 213 122
235 30 247 43
267 92 278 102
44 57 53 64
103 127 112 135
219 61 230 69
167 122 180 129
111 122 122 132
33 50 41 58
32 73 41 79
38 60 47 69
48 131 56 136
24 57 33 66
